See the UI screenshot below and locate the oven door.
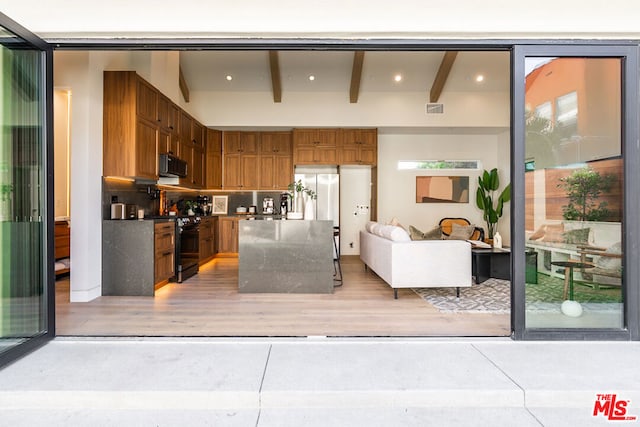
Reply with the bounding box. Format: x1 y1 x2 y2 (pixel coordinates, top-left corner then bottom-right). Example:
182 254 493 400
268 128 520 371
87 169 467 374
177 223 199 282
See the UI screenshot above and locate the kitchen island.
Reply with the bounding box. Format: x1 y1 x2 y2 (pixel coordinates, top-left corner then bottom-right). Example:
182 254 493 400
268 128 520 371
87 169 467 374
238 219 334 293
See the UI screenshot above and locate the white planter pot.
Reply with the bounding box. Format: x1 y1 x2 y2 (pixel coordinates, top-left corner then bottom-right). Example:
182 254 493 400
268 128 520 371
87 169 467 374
304 197 315 220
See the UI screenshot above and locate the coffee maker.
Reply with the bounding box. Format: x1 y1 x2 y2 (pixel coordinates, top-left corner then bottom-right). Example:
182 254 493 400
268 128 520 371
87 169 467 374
279 193 290 215
262 197 274 214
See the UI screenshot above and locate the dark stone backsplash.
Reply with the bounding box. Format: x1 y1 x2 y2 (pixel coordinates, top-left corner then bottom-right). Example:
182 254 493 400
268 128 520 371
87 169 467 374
103 178 287 219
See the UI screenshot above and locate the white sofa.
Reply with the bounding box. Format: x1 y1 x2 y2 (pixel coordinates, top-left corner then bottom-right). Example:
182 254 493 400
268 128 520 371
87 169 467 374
359 227 472 299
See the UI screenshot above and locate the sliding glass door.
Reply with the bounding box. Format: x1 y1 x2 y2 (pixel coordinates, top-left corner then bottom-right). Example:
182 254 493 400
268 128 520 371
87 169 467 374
0 14 53 367
512 45 639 339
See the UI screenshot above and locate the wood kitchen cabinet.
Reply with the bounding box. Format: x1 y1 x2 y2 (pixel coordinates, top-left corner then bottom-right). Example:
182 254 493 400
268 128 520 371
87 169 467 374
223 131 260 189
199 216 217 263
179 112 205 188
158 97 180 156
103 71 160 180
205 128 222 189
135 78 159 124
218 217 239 254
154 222 175 286
292 128 338 165
259 131 293 190
104 220 176 296
158 127 180 157
338 128 377 165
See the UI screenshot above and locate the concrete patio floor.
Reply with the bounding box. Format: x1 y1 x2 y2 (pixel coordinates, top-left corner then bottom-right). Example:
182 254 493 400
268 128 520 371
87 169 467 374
1 337 639 426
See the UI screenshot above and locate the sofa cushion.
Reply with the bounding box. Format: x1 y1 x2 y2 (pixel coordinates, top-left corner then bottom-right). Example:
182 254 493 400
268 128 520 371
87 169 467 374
529 225 547 240
563 227 590 245
595 242 622 272
540 224 565 243
373 224 411 242
386 217 407 231
529 223 566 242
369 222 383 236
408 225 442 241
378 224 411 242
445 222 475 240
365 221 377 233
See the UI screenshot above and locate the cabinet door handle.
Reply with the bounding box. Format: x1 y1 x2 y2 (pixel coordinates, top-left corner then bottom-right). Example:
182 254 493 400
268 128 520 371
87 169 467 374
163 251 173 256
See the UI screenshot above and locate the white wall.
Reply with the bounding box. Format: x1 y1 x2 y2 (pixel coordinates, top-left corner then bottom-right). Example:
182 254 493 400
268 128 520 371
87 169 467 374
377 131 512 243
53 51 187 302
339 167 371 256
2 1 640 39
189 90 509 129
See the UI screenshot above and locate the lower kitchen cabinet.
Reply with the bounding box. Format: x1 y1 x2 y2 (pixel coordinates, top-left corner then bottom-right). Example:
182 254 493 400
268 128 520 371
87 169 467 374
103 219 176 296
199 216 217 263
154 222 176 284
217 217 239 254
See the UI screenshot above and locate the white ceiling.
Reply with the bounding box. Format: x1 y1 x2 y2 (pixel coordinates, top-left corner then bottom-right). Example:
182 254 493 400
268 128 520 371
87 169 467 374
179 50 510 95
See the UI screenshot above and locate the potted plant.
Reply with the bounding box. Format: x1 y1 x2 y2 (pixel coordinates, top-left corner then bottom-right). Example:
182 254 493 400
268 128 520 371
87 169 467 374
184 200 196 216
476 168 511 240
558 167 615 222
288 180 306 213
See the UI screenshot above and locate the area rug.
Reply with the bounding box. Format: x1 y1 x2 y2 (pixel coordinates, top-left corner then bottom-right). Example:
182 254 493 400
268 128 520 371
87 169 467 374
412 278 510 314
412 274 622 314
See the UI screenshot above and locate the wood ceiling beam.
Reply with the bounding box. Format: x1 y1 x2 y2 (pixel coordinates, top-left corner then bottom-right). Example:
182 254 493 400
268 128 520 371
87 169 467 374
429 51 458 103
179 66 190 103
350 51 365 103
269 51 282 103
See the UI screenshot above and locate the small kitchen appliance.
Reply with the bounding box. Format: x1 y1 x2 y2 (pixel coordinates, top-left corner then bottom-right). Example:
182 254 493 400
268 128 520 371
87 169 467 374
279 193 290 215
262 197 274 214
110 203 126 219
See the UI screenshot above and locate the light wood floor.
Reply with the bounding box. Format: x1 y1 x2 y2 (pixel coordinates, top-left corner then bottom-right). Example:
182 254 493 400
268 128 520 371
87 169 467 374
55 256 510 337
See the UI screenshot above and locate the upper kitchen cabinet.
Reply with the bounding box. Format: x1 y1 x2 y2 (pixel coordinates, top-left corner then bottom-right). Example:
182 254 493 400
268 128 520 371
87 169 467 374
135 78 159 124
292 128 338 165
223 131 260 189
179 111 205 188
158 95 180 135
338 128 378 166
157 96 179 156
205 128 223 189
259 131 293 190
103 71 159 180
224 131 259 154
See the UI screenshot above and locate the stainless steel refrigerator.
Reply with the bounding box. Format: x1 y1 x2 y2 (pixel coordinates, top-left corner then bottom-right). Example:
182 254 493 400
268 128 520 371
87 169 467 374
295 167 340 257
295 167 340 227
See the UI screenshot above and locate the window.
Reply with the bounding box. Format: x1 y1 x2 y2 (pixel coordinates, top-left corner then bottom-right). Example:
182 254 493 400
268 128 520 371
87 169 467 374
398 160 481 170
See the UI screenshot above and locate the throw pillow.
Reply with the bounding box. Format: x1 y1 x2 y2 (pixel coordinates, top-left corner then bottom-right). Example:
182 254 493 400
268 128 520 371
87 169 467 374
563 228 590 245
528 225 547 240
541 224 565 243
445 222 475 240
380 225 411 242
595 242 623 272
365 221 377 234
408 225 442 241
387 217 407 231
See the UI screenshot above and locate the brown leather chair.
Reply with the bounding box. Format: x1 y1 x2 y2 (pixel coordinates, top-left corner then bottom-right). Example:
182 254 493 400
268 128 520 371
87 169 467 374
439 217 485 241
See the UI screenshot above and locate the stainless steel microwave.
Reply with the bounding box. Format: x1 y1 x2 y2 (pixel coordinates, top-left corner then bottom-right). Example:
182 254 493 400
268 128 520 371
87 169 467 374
158 153 188 178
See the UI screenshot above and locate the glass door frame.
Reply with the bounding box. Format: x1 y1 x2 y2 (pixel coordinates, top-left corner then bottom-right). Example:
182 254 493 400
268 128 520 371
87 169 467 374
511 44 640 340
0 12 55 368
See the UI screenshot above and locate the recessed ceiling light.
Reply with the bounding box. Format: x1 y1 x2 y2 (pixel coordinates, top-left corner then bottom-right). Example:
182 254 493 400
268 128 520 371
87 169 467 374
475 74 484 83
308 75 315 81
226 75 233 81
394 74 403 82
